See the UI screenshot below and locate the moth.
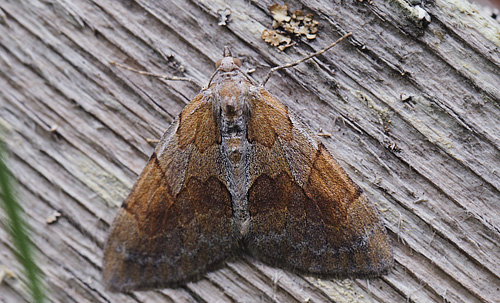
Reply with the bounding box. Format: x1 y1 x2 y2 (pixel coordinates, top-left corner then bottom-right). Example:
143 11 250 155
103 36 393 292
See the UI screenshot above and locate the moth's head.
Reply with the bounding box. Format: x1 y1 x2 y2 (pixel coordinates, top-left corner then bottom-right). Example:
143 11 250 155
215 46 242 72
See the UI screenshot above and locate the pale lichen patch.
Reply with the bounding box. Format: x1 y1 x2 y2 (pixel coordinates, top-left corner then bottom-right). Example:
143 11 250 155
262 3 320 49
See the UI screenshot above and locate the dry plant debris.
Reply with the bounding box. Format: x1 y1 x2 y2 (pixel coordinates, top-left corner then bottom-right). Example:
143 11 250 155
46 210 62 224
217 8 231 26
261 4 319 50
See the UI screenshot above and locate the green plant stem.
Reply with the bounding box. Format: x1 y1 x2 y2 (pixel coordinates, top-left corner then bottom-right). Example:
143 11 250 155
0 146 46 303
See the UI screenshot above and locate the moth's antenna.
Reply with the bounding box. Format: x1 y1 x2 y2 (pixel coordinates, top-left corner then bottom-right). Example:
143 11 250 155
260 32 353 87
110 61 202 88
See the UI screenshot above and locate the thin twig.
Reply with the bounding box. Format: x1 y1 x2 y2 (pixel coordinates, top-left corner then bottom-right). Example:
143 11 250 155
110 61 202 88
261 32 353 86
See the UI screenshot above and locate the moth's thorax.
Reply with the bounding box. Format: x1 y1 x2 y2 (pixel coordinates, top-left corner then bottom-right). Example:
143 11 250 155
211 72 252 163
211 71 252 118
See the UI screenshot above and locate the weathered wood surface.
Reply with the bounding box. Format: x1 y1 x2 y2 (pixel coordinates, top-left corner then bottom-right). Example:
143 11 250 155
1 0 499 302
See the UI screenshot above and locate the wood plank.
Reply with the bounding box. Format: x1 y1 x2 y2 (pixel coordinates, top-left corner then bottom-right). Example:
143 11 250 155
1 0 499 302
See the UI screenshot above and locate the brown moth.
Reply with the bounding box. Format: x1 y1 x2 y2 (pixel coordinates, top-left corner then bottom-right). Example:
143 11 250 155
103 41 393 292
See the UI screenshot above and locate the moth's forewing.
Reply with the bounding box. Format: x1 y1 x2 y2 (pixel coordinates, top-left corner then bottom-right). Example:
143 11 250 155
245 89 393 277
103 94 236 292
